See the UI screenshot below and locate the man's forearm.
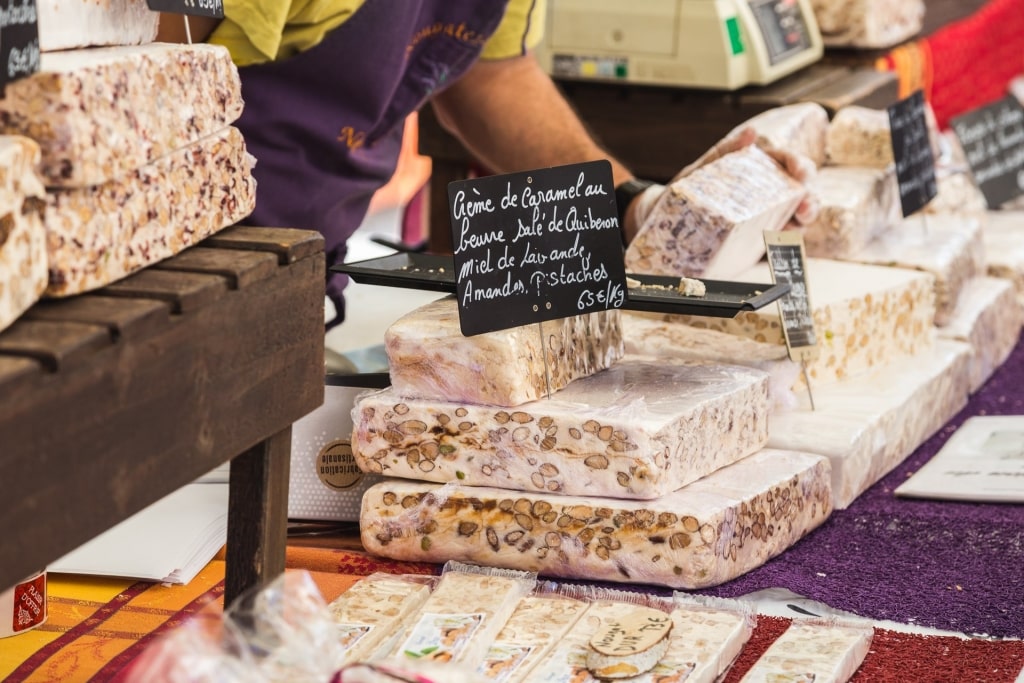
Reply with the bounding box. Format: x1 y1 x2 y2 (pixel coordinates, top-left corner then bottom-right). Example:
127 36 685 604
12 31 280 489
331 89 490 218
431 54 644 240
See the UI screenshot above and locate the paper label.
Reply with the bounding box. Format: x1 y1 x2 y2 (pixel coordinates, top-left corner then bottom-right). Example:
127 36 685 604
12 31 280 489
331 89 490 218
316 439 363 490
400 612 484 662
588 607 673 656
764 231 818 363
540 649 696 683
479 643 535 683
336 622 374 652
0 571 46 638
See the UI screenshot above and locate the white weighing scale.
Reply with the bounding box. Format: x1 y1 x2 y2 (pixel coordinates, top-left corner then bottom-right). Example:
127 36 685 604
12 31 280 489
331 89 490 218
534 0 824 90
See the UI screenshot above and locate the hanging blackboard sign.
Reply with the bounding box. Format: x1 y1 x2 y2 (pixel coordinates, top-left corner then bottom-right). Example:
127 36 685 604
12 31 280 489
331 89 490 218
951 95 1024 208
763 230 818 363
0 0 40 90
448 160 627 337
146 0 224 18
888 90 938 217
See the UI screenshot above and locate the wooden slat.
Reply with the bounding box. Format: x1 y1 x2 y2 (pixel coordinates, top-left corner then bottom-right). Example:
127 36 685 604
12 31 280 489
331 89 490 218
0 355 44 396
102 269 229 314
204 227 325 265
805 69 899 114
740 64 851 106
24 295 171 342
153 247 279 289
0 319 112 371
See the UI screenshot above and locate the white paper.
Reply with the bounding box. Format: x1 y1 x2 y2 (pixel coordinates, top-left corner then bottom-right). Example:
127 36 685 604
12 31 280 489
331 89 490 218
49 481 228 584
895 416 1024 503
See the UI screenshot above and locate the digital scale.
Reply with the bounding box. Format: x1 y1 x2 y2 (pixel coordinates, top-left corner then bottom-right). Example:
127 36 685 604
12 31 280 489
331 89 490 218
534 0 824 90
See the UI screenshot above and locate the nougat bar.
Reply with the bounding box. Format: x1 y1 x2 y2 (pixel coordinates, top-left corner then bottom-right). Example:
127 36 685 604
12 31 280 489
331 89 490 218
625 146 806 279
742 102 830 167
38 0 159 51
983 211 1024 299
0 43 243 187
353 357 770 499
0 137 47 334
801 166 900 258
45 126 256 297
361 449 833 590
812 0 924 48
739 621 873 683
385 296 623 407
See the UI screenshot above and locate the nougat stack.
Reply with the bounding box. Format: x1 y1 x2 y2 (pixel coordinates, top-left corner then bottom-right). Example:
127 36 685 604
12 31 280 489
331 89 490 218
800 165 901 259
0 137 47 333
361 449 833 590
741 102 829 168
37 0 159 52
983 211 1024 302
624 146 806 279
352 356 770 499
811 0 924 48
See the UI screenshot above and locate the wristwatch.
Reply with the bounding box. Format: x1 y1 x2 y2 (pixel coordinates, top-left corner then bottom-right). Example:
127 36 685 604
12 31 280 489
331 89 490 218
615 178 658 227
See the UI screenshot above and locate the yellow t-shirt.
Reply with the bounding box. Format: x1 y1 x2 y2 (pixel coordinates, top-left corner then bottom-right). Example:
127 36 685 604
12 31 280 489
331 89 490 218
210 0 546 67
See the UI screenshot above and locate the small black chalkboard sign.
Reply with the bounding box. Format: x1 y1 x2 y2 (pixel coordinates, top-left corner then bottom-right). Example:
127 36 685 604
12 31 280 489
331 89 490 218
888 90 938 217
763 231 818 363
0 0 40 90
146 0 224 18
951 95 1024 208
448 160 627 337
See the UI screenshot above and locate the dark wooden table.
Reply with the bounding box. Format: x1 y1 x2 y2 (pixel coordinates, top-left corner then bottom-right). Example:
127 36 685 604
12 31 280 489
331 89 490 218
0 227 324 607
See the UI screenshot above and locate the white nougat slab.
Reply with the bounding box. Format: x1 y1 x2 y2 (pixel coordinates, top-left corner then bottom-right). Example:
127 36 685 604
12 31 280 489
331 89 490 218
37 0 159 52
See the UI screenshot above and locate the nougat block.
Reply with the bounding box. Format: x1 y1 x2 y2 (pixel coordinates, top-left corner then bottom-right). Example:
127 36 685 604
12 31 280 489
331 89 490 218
983 211 1024 298
812 0 924 48
739 621 873 683
353 357 770 499
0 43 243 187
45 126 256 297
938 277 1023 394
361 449 833 590
478 593 588 683
0 137 47 334
825 106 894 168
670 258 936 386
743 102 830 167
38 0 159 52
385 296 623 407
801 166 900 258
848 213 986 326
625 146 806 279
768 340 972 509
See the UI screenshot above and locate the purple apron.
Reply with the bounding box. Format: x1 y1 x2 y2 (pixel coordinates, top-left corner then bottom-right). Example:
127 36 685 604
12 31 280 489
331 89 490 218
235 0 511 327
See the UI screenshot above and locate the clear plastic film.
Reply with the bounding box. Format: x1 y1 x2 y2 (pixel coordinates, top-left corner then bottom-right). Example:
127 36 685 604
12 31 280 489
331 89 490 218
353 356 770 500
812 0 924 48
738 617 874 683
799 165 901 258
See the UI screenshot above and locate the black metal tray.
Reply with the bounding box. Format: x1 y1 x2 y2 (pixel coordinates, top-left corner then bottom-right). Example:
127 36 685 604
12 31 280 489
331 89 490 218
333 253 789 318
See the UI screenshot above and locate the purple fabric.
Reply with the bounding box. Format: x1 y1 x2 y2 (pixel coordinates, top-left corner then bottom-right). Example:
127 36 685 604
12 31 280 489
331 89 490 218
234 0 510 325
695 335 1024 638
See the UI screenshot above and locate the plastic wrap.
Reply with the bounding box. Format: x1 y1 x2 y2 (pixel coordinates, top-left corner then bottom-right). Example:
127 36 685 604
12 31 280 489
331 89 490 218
125 616 263 683
983 211 1024 299
383 562 536 668
848 213 986 325
800 166 901 258
331 660 489 683
353 356 769 499
738 618 873 683
768 339 972 509
0 136 47 334
737 102 830 168
811 0 924 48
360 448 833 590
385 297 623 408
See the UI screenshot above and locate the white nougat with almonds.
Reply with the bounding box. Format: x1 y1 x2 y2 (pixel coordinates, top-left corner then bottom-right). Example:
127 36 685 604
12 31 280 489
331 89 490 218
385 296 623 407
740 102 830 167
811 0 924 48
983 211 1024 301
37 0 159 52
624 146 806 279
360 449 833 590
800 166 900 259
739 620 873 683
0 137 47 335
353 357 770 499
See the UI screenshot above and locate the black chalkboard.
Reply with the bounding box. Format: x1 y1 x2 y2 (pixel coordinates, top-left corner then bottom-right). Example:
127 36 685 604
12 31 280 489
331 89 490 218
951 95 1024 208
0 0 40 90
448 160 627 337
764 231 818 363
146 0 224 18
888 90 938 217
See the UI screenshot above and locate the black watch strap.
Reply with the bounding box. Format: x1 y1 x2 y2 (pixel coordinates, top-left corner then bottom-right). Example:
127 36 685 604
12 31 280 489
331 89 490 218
615 178 657 227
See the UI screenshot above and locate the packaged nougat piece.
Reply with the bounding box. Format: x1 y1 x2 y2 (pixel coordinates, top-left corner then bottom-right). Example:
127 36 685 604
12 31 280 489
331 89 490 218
0 44 243 187
325 574 433 667
811 0 924 48
44 126 256 297
353 357 770 499
385 296 623 407
0 137 47 334
385 562 535 668
848 213 986 326
37 0 159 52
477 590 588 682
741 102 830 167
738 620 873 683
800 166 901 258
667 258 936 386
768 339 971 509
983 211 1024 299
938 277 1023 394
624 146 806 279
825 104 942 169
361 448 833 590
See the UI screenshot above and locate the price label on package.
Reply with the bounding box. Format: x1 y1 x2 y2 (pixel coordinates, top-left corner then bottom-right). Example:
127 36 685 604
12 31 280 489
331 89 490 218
888 89 938 217
146 0 224 18
0 0 40 90
447 160 627 337
764 230 818 408
951 95 1024 208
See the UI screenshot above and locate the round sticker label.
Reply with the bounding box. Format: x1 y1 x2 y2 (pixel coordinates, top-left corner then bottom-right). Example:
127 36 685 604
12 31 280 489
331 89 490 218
316 440 364 490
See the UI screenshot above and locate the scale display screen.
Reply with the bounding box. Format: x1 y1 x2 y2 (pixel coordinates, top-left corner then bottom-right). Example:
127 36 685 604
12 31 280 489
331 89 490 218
748 0 813 65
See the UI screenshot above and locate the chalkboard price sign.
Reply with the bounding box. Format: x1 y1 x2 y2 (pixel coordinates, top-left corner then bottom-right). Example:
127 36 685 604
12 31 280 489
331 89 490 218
763 230 818 363
888 90 938 217
448 160 627 337
0 0 40 90
951 95 1024 208
146 0 224 18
